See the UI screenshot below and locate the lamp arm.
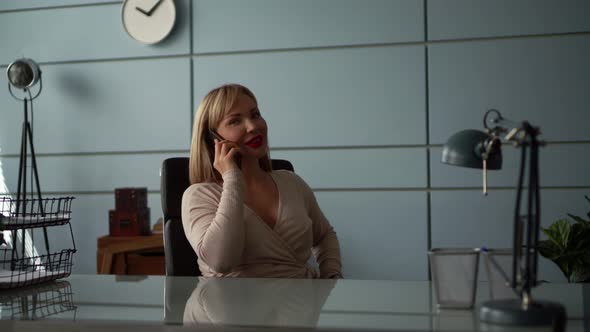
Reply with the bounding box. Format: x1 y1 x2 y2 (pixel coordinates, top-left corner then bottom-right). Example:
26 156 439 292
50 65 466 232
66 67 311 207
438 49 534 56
511 142 527 290
507 122 542 305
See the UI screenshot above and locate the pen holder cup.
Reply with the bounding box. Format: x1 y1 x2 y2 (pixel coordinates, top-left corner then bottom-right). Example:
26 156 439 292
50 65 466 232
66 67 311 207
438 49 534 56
481 248 518 300
429 248 480 309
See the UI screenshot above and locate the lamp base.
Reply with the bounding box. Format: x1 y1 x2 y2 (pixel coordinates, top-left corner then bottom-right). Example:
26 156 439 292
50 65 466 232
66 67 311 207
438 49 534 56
479 299 566 329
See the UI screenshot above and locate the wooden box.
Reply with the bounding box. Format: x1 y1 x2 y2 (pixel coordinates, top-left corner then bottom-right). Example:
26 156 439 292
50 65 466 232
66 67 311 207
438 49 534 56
109 208 150 237
115 187 147 212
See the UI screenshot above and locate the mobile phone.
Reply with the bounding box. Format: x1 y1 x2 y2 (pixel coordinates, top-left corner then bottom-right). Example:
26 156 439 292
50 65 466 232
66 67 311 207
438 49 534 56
209 130 242 167
209 130 224 142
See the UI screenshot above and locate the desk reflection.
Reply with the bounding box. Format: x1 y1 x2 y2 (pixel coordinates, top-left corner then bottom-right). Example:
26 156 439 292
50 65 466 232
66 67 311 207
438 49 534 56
0 280 76 320
183 277 336 328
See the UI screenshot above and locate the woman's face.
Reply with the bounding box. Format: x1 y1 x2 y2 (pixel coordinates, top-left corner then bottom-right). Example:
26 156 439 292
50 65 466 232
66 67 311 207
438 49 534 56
215 93 268 159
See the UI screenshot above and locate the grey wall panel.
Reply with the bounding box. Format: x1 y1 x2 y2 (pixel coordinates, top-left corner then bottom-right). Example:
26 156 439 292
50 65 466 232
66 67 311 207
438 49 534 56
193 0 423 53
431 189 590 282
148 192 164 223
0 0 189 64
1 153 181 193
429 36 590 144
271 148 426 189
194 46 426 147
428 0 590 41
0 1 118 11
70 194 112 274
430 144 590 188
317 191 428 280
0 58 191 154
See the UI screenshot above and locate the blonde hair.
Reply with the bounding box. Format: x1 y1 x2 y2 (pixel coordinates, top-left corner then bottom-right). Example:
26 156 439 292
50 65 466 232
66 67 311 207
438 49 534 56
189 84 272 184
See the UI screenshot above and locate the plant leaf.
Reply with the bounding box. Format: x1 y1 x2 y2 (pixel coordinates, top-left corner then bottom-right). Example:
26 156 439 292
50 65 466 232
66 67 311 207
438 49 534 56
568 213 590 225
554 258 572 282
542 219 570 250
538 240 561 260
570 265 590 283
569 224 590 251
540 196 590 283
585 195 590 219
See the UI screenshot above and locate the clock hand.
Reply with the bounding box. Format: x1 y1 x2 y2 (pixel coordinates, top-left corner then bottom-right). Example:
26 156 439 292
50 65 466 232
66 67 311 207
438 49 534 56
146 0 164 16
135 6 150 16
135 0 163 17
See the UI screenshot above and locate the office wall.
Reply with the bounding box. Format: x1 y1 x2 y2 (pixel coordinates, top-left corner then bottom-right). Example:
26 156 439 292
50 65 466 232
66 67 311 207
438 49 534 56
0 0 588 281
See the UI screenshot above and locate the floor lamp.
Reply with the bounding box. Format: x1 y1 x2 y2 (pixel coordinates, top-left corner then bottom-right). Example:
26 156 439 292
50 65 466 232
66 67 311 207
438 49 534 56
6 58 46 269
6 58 44 215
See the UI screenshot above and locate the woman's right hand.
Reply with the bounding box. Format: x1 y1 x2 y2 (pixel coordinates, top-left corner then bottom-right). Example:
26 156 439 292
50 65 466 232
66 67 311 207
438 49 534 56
213 139 241 175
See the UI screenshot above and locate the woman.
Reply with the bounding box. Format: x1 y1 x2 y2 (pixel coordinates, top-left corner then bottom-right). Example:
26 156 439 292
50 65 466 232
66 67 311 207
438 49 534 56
181 83 342 278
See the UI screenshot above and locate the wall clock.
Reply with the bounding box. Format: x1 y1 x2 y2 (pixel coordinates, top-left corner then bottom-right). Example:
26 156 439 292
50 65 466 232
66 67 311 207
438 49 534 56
122 0 176 44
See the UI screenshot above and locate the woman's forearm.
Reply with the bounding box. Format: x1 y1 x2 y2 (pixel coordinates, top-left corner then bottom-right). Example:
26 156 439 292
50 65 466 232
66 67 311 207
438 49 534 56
184 169 246 273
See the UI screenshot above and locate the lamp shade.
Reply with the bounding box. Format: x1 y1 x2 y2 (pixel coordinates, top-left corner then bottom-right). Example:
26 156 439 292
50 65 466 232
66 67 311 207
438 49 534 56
441 129 502 170
6 58 41 89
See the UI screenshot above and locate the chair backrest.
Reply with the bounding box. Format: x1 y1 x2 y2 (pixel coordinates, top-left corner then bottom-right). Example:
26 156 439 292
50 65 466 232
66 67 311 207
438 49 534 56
160 157 294 276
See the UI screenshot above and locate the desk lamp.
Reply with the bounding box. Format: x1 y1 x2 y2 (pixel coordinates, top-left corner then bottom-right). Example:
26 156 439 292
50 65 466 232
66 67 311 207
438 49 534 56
441 109 566 330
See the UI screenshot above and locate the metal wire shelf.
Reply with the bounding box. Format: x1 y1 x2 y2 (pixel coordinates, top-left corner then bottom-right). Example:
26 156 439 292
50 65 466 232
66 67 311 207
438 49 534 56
0 197 74 230
0 196 77 289
0 248 76 289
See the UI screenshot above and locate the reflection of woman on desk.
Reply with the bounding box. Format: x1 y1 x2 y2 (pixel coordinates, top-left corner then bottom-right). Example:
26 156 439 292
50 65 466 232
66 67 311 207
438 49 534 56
182 84 342 278
183 277 336 328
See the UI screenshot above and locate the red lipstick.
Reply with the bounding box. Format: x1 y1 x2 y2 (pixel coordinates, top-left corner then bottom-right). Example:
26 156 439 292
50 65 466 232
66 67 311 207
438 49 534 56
245 135 263 148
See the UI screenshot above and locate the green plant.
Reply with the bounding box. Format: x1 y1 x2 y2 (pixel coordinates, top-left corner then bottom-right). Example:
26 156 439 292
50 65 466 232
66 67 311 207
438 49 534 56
538 195 590 283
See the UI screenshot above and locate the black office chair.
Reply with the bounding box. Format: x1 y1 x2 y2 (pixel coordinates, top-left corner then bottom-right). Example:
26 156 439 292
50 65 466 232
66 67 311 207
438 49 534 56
160 157 294 276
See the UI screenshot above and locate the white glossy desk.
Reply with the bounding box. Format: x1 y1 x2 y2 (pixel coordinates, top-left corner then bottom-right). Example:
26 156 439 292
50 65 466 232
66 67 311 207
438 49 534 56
0 274 587 331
